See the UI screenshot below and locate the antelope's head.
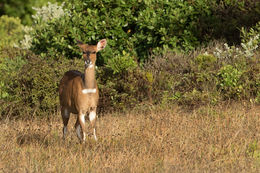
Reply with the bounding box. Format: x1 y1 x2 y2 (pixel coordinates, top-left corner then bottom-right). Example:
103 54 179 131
77 39 107 68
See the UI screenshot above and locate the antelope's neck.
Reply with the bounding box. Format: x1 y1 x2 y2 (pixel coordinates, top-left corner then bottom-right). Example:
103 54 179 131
84 65 96 89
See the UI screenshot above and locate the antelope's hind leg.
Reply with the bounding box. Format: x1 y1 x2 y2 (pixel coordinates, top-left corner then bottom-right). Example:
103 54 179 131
75 117 82 142
61 108 70 140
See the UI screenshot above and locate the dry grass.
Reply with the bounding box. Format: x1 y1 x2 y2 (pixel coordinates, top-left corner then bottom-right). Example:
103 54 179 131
0 104 260 172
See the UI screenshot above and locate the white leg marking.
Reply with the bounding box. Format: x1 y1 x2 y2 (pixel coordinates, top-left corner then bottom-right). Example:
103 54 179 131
63 126 67 138
76 125 81 139
89 111 96 122
93 128 97 141
80 114 85 124
89 111 97 141
80 114 86 141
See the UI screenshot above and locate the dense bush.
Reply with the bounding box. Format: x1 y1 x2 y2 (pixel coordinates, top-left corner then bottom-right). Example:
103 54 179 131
29 0 204 61
1 42 259 118
0 49 27 100
28 0 260 64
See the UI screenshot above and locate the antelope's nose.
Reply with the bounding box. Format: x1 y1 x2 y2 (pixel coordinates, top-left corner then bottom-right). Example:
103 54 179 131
85 58 92 67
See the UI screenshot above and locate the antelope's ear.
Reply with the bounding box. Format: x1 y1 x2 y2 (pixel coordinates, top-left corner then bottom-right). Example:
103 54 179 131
97 39 107 51
76 40 85 51
77 40 84 45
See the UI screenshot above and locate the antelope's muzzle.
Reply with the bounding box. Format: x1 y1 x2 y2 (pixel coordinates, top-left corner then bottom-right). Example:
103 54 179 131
84 58 92 68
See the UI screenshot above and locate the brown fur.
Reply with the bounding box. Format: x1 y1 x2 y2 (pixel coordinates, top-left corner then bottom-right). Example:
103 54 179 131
59 70 99 114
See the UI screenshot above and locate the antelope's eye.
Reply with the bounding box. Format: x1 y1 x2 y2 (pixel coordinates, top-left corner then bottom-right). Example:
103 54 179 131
91 51 96 54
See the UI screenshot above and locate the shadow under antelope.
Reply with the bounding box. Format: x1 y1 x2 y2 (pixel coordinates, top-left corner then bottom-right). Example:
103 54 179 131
59 39 107 143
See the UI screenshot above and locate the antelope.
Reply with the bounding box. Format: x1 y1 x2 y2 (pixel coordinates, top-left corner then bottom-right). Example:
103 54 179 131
59 39 107 142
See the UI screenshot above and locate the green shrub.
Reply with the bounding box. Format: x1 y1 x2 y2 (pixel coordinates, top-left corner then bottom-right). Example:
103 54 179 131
213 20 260 60
1 45 259 119
106 51 138 75
25 0 259 65
0 15 25 49
0 52 27 100
97 66 150 112
240 21 260 57
240 56 260 101
144 45 259 107
194 54 217 71
201 0 260 45
30 0 259 64
217 65 244 99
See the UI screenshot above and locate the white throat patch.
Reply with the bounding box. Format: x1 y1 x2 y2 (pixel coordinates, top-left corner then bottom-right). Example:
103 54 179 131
88 64 94 69
82 88 97 94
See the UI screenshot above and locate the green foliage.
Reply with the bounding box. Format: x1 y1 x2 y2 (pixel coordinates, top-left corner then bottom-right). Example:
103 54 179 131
241 21 260 43
25 0 260 64
199 0 260 45
256 92 260 104
246 140 260 163
0 0 35 25
29 0 260 64
0 15 25 49
0 0 62 25
194 54 217 71
213 20 260 60
144 44 259 107
0 52 26 100
1 44 259 119
240 21 260 57
97 66 150 112
106 51 138 74
217 65 243 99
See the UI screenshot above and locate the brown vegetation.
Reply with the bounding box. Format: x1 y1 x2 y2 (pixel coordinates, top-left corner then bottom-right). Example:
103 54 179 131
0 103 259 172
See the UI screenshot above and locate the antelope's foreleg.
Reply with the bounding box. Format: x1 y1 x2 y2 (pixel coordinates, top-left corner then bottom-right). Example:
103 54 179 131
89 109 97 141
78 112 87 142
75 117 82 141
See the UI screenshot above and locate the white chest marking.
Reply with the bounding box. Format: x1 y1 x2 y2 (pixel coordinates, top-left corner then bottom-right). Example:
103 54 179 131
82 88 96 94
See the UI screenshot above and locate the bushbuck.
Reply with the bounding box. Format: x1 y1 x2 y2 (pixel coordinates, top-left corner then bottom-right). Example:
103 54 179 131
59 39 107 142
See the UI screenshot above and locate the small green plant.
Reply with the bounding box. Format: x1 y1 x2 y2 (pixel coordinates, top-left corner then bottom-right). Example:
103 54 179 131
106 51 137 75
256 92 260 104
217 65 243 99
246 141 260 163
194 53 217 71
241 21 260 46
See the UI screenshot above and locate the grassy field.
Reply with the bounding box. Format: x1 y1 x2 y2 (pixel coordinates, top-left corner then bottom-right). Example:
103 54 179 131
0 103 260 172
